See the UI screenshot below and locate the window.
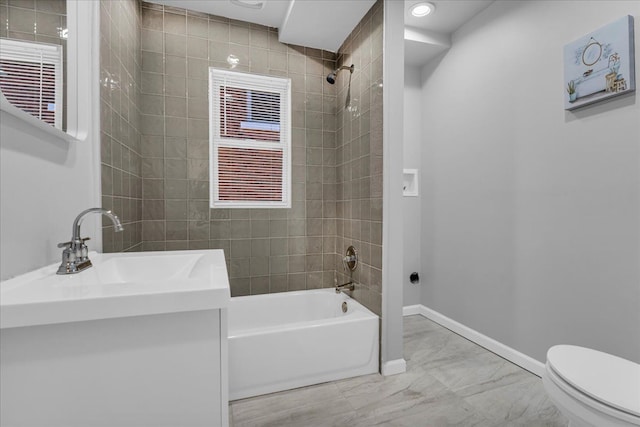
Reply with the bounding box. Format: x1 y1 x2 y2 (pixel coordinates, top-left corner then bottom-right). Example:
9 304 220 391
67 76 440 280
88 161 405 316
209 68 291 208
0 38 63 129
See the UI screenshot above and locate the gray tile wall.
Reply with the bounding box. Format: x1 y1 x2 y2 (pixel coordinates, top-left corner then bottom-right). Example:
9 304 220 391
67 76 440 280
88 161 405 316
0 0 66 42
100 0 143 252
0 0 67 130
335 0 384 316
138 2 339 297
98 0 383 313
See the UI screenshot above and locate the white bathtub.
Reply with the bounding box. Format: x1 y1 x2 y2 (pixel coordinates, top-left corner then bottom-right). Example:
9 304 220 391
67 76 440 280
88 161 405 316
228 289 379 400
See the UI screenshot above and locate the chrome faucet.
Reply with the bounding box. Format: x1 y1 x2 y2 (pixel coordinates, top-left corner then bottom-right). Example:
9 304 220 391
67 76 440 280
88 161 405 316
335 281 355 294
56 208 124 275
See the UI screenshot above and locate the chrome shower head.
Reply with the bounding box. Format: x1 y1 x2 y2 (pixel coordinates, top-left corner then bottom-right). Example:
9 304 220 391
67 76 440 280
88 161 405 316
326 64 354 84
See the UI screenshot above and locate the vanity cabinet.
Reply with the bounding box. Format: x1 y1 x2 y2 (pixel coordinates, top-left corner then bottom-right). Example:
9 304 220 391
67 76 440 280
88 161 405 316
0 250 230 427
1 309 228 426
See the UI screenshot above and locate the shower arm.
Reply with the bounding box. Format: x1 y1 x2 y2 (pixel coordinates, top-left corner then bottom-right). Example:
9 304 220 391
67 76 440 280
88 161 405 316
336 65 354 74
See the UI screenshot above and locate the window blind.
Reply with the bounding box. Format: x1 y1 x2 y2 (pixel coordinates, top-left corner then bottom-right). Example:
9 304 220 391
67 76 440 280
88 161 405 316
0 38 63 128
210 68 291 208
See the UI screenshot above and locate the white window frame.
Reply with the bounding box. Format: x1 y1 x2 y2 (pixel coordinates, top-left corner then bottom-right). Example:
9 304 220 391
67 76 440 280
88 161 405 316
209 68 291 209
0 38 64 129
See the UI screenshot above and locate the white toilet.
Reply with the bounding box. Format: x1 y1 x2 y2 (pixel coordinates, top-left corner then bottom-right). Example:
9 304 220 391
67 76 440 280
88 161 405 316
542 345 640 427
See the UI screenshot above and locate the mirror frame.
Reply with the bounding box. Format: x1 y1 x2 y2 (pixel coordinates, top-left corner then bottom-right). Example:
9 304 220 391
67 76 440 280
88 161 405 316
0 0 98 143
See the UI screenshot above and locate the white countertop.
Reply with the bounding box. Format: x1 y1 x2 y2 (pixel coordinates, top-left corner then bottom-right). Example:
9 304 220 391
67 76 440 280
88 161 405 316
0 250 230 329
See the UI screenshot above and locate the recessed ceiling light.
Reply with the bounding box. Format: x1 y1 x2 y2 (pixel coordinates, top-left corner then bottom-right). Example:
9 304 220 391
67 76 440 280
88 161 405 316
410 2 435 17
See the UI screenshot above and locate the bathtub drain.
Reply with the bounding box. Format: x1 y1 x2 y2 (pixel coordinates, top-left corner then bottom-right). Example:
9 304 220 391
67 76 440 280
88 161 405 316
342 301 348 313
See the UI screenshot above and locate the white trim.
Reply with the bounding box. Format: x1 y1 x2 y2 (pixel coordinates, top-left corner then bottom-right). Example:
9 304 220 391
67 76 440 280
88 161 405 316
0 92 75 143
403 304 545 377
219 309 229 427
381 358 407 376
380 0 406 376
209 67 291 209
402 304 422 316
88 0 102 250
66 0 93 141
0 0 94 143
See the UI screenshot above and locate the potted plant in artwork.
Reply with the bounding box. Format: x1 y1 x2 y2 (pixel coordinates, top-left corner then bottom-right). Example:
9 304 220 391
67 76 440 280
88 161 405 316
608 53 621 75
567 80 577 102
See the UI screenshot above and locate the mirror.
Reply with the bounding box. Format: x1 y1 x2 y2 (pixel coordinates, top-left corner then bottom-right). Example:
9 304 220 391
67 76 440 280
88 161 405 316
0 0 95 142
581 37 603 67
0 0 68 131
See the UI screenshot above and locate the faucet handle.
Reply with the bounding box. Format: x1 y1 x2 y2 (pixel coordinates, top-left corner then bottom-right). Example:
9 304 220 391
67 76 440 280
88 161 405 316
57 237 90 248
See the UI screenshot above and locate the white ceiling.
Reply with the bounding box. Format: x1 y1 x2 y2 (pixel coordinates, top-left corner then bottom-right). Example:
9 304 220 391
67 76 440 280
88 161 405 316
404 0 494 67
278 1 376 53
146 0 493 64
145 0 375 53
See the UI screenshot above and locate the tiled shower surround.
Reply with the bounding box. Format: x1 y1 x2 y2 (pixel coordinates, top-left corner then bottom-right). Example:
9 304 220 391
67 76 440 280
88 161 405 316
100 0 383 315
335 1 383 314
100 0 143 252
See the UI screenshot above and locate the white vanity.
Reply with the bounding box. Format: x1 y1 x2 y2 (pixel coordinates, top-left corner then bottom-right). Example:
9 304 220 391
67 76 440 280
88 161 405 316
0 250 230 427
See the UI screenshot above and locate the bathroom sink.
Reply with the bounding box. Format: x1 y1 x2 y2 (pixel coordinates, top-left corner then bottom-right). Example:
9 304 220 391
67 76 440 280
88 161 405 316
95 253 204 284
0 250 230 329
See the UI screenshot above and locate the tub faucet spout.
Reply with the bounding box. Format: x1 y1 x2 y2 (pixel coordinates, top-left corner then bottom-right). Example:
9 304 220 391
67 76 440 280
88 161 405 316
56 208 124 275
335 281 354 294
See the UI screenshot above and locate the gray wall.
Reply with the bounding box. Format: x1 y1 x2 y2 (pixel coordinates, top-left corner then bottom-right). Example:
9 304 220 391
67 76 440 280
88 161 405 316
420 1 640 363
0 114 98 280
0 1 100 281
135 2 339 298
100 0 144 253
403 65 422 307
381 0 406 367
121 1 384 316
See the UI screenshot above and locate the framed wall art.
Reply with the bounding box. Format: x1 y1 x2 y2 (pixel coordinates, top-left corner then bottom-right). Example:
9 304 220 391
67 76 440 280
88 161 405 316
563 15 635 110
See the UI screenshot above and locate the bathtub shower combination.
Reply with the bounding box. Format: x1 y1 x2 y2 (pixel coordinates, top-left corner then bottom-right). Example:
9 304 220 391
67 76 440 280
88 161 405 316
228 289 379 400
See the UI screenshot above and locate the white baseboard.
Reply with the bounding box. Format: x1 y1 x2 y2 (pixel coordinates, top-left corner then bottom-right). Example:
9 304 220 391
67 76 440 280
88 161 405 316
381 358 407 376
403 304 545 377
402 305 422 316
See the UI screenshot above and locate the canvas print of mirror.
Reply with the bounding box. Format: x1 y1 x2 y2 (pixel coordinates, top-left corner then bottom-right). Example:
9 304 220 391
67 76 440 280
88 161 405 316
563 15 635 111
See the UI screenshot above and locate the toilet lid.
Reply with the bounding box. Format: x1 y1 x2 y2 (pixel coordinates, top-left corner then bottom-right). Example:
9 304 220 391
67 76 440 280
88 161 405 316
547 345 640 417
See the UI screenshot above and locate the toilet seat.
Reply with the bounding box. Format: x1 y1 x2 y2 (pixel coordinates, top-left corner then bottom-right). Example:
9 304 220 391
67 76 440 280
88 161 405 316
544 345 640 426
548 345 640 417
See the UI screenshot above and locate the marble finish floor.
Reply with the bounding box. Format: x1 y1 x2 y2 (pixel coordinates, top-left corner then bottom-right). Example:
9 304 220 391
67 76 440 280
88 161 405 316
229 315 568 426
